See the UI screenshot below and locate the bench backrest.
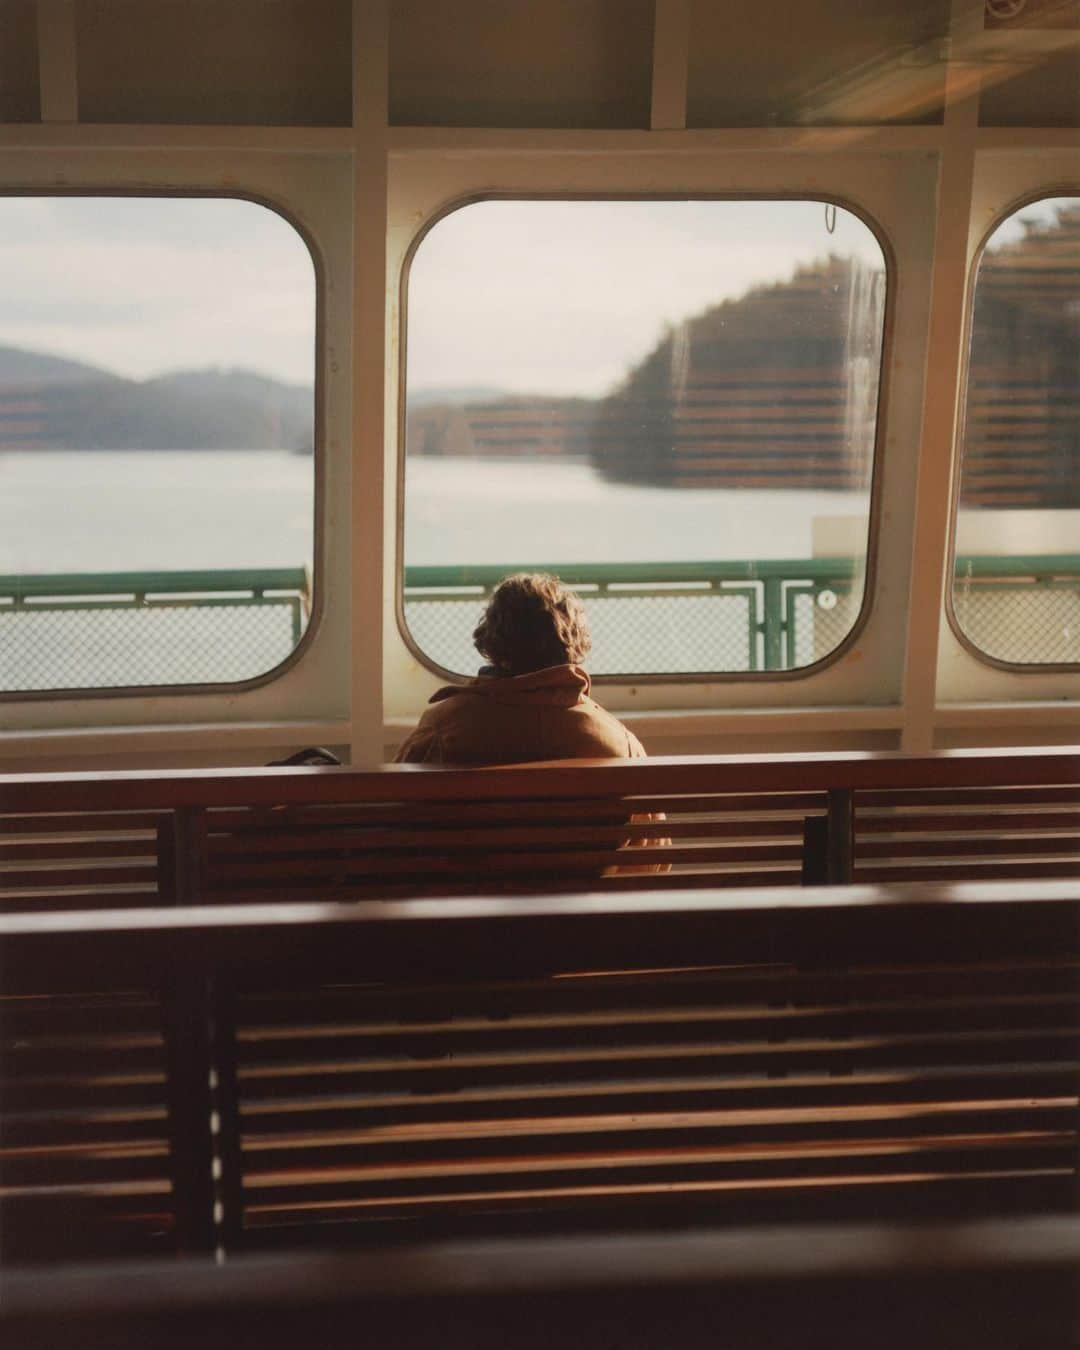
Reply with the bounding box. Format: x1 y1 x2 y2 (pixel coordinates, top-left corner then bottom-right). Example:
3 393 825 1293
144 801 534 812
3 879 1077 1262
2 747 1077 911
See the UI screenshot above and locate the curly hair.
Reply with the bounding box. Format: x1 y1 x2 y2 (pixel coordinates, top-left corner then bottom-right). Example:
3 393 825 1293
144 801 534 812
473 573 592 676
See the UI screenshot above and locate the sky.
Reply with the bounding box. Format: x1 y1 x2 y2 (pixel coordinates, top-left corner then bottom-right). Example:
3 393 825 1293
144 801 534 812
985 195 1066 249
407 198 887 398
0 193 885 396
0 193 1066 397
0 195 316 385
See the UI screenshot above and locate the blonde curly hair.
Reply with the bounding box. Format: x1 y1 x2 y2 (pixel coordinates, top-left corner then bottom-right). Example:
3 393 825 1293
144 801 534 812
473 573 592 676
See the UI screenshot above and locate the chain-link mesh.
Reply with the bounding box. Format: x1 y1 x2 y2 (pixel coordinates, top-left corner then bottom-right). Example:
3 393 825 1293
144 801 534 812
0 599 303 692
406 581 869 677
406 589 760 675
410 569 1080 677
6 568 1075 693
952 582 1080 665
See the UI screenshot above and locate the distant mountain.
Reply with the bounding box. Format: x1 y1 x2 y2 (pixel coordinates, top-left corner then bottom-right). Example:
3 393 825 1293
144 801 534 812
407 385 509 408
0 344 121 388
151 366 311 403
406 392 596 459
0 345 314 451
590 255 884 491
144 367 314 451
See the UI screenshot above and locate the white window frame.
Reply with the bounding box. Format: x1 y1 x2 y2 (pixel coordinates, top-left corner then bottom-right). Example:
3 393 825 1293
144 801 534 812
394 190 894 688
0 148 354 754
384 147 937 741
935 155 1080 716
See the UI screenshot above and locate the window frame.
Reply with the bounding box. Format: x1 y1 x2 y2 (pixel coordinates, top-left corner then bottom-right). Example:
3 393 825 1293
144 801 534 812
0 186 327 703
945 184 1080 676
395 189 895 686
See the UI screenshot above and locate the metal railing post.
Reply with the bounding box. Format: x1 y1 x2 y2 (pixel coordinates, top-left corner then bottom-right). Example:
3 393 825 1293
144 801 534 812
762 576 784 671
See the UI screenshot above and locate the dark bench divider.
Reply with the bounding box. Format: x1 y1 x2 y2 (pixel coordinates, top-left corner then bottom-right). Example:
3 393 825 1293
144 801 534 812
2 879 1078 1263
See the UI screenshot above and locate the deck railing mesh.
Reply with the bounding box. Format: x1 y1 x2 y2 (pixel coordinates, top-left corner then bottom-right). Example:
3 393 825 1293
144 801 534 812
1 556 1076 692
0 570 309 692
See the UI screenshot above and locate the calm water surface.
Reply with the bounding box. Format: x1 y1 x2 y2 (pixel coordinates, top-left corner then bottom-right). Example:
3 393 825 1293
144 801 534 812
0 449 871 575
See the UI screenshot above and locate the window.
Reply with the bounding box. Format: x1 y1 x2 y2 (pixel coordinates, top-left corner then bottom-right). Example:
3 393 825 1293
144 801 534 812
0 195 317 695
400 198 888 679
951 195 1080 669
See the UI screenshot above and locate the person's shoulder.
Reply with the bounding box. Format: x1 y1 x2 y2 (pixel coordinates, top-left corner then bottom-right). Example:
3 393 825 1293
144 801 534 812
394 699 454 762
394 724 439 763
580 698 647 758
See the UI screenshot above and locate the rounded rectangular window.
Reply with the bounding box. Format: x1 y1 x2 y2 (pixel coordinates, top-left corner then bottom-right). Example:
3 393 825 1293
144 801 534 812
951 195 1079 669
401 198 887 679
0 195 317 695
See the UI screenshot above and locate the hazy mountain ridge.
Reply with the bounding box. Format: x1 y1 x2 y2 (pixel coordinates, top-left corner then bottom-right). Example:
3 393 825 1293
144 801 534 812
0 345 314 451
0 345 122 388
0 344 526 451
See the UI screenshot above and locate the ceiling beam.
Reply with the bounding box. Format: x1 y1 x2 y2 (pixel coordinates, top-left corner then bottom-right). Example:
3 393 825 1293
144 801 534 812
36 0 78 123
650 0 692 131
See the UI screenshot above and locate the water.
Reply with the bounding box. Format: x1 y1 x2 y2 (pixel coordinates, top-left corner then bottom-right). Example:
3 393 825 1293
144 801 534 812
409 459 870 566
1 449 870 575
3 451 1072 684
0 449 315 575
0 450 872 685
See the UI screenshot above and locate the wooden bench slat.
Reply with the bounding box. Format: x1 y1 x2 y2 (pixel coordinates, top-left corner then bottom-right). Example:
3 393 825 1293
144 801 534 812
0 1148 174 1188
858 786 1080 808
240 1074 1080 1139
0 812 166 834
857 810 1080 834
205 842 800 886
199 868 808 904
4 748 1078 812
234 958 1080 1020
233 1000 1080 1066
0 838 159 863
859 836 1080 860
240 1139 1077 1207
204 818 806 855
0 865 159 890
856 861 1080 882
0 1110 172 1149
0 891 161 913
242 1103 1080 1168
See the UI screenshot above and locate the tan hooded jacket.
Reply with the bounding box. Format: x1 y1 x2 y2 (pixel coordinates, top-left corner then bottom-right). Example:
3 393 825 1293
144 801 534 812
394 664 645 765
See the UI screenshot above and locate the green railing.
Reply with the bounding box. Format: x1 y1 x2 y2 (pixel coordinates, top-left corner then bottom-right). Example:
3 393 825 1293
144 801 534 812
2 555 1077 691
0 568 311 692
951 553 1080 667
405 558 862 673
0 568 311 642
404 555 1080 673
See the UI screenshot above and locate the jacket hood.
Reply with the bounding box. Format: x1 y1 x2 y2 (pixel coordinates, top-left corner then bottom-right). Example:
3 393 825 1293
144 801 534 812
429 663 591 709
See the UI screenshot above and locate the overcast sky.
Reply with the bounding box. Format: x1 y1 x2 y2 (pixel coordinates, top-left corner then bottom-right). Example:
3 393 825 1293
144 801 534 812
407 198 887 398
0 195 316 385
0 193 1067 396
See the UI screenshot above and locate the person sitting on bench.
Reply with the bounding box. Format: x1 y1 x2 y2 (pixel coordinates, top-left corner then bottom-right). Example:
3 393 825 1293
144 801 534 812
395 572 647 765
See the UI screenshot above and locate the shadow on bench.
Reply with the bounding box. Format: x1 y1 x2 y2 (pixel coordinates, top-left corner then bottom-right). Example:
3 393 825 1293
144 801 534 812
2 746 1077 912
2 878 1077 1264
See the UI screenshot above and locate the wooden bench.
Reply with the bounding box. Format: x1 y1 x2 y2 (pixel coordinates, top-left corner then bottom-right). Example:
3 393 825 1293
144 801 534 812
2 879 1077 1263
1 746 1077 911
4 1216 1079 1349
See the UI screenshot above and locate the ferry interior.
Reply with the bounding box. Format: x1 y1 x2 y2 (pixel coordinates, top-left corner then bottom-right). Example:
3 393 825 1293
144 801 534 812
0 0 1076 768
0 0 1078 1346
